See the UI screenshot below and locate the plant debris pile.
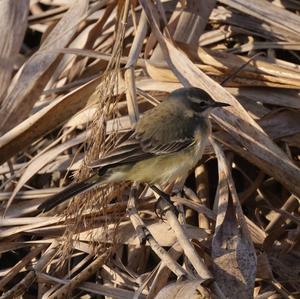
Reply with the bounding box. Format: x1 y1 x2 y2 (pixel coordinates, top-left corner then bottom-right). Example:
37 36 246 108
0 1 299 298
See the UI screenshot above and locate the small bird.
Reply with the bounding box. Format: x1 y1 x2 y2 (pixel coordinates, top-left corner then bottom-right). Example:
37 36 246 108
38 87 229 212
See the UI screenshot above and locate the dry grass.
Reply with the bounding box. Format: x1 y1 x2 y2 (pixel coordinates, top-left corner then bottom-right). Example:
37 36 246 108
0 0 299 298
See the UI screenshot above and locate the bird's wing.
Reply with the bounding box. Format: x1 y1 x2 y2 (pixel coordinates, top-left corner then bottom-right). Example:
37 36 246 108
89 130 153 168
89 101 198 169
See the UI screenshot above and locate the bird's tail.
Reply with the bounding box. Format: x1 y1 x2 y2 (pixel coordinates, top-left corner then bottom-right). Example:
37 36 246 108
38 174 103 212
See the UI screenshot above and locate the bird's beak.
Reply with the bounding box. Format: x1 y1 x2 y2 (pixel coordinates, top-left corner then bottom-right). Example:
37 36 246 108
212 102 230 108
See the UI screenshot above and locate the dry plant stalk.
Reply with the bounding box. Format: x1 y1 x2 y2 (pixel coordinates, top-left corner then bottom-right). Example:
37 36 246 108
58 0 131 275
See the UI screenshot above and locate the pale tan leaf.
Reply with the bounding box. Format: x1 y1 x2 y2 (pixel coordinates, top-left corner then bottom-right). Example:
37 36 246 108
0 0 28 102
154 280 212 299
0 76 100 164
0 0 89 134
211 139 256 299
172 0 216 44
78 220 209 247
228 88 300 109
218 0 300 39
5 131 89 212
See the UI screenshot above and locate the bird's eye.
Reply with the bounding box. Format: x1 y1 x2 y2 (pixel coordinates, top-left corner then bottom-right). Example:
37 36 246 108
199 102 205 106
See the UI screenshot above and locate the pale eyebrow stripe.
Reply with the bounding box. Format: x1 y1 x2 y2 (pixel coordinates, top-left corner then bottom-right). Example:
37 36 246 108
189 96 203 103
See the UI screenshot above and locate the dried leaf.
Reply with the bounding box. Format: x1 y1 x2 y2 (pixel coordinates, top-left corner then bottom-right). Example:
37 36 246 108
218 0 300 40
0 0 89 134
154 280 212 299
0 0 29 102
5 131 89 213
0 77 100 164
211 138 256 299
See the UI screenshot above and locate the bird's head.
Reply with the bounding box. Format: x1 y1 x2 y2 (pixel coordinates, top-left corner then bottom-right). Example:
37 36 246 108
170 87 229 116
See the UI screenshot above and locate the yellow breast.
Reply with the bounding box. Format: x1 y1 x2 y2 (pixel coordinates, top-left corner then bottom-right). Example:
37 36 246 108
125 138 208 185
110 118 211 185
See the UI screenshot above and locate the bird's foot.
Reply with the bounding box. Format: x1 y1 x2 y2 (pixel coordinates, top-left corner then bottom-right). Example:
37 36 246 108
149 185 179 219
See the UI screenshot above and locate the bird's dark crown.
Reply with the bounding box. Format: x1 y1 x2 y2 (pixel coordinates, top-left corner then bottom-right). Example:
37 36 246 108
169 87 218 113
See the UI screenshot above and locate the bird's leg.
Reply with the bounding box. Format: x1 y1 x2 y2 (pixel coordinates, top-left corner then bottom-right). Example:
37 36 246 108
149 184 178 219
172 176 187 194
149 184 172 203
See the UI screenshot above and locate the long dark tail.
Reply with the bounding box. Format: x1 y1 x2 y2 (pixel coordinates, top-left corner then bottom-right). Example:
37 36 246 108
38 175 101 212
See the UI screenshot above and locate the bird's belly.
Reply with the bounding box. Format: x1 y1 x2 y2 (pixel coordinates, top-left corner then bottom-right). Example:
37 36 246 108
125 143 205 184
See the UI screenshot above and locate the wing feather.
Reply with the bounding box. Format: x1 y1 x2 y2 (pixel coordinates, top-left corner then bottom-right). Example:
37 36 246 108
89 100 200 170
